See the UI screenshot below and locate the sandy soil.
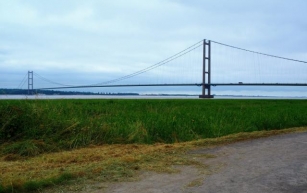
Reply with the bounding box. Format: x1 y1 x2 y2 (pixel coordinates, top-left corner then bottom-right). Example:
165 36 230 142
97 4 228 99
43 131 307 193
102 132 307 193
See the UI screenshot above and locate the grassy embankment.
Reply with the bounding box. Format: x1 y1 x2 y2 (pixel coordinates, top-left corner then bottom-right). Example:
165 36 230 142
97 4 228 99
0 99 307 192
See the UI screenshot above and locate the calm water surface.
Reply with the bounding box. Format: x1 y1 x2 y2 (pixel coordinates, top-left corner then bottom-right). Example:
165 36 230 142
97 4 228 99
0 95 306 100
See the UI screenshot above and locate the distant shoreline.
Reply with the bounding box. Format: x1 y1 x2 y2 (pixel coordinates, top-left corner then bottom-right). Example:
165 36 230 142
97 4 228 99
1 94 306 100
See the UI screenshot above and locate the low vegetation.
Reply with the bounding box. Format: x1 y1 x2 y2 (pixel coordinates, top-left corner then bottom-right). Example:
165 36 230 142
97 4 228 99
1 99 307 151
0 99 307 192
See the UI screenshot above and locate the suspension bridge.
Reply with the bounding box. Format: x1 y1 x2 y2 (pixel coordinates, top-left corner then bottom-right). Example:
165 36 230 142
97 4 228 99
17 39 307 98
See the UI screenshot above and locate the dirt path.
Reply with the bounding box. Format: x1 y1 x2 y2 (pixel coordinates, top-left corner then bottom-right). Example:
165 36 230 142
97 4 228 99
101 132 307 193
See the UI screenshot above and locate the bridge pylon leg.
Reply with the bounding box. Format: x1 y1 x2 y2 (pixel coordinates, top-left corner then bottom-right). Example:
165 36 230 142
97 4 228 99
199 40 214 98
28 71 34 95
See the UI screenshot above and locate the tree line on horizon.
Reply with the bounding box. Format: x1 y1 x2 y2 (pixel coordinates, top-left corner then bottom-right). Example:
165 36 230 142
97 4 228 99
0 89 139 96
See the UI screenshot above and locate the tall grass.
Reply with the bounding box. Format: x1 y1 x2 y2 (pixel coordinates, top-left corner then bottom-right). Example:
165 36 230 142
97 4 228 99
1 99 307 156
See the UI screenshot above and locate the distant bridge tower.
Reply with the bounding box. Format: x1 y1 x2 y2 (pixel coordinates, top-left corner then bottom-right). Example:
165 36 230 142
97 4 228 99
199 40 214 98
28 71 33 95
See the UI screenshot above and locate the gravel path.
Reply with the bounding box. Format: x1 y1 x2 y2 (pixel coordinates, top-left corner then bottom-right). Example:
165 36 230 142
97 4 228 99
103 132 307 193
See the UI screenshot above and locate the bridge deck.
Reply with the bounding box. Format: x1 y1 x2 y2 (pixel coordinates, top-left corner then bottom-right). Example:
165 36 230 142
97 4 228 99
38 83 307 90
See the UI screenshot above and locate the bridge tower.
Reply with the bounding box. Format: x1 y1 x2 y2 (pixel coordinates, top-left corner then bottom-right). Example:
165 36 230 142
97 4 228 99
28 71 33 95
199 39 214 98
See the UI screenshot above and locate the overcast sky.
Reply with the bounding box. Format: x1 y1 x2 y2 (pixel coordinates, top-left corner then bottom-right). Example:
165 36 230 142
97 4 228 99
1 0 307 95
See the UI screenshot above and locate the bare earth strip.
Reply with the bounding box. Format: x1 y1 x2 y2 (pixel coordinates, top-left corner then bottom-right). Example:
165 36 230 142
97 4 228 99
24 129 306 193
102 132 307 193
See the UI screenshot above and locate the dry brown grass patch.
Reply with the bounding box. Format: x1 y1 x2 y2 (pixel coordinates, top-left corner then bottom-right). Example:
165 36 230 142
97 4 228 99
1 127 306 191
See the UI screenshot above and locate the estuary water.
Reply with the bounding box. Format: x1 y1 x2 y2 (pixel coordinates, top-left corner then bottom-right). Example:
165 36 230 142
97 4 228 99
0 95 306 100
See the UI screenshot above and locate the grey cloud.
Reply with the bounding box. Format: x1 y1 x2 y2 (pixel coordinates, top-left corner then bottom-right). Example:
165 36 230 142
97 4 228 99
0 0 306 94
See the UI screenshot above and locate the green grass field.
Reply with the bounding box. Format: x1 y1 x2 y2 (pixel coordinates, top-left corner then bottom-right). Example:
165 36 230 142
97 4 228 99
1 99 307 192
1 99 307 157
